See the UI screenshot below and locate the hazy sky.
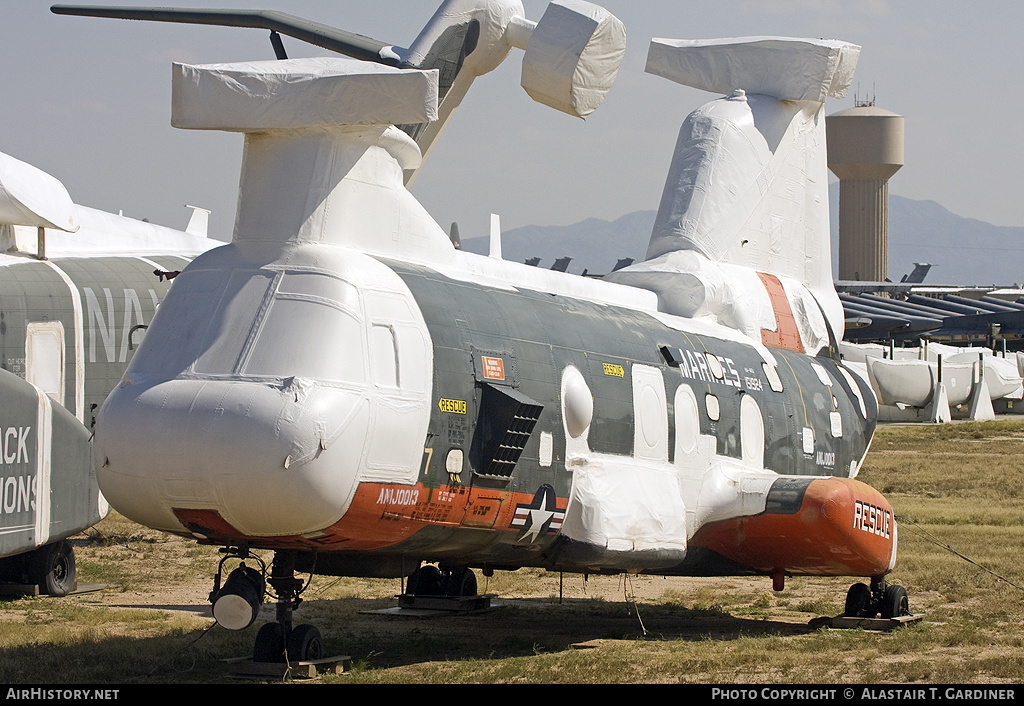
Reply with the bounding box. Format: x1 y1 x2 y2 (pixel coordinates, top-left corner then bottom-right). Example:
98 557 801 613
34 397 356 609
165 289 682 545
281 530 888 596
2 1 1022 242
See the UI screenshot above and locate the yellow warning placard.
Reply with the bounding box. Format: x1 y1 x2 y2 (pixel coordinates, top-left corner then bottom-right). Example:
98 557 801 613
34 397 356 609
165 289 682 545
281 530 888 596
438 398 467 414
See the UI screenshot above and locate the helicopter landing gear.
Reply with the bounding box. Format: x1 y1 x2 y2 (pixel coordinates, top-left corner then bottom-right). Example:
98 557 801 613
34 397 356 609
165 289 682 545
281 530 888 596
406 564 478 597
0 541 77 597
29 541 77 597
209 548 324 664
843 575 911 619
401 564 489 611
251 550 323 663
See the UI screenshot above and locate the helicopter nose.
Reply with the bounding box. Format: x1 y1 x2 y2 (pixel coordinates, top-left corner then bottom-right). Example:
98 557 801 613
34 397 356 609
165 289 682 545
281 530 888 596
94 377 369 539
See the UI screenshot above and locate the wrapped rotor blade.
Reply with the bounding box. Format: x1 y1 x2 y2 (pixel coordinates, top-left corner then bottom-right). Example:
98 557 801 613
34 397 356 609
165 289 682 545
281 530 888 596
0 152 79 232
50 5 395 63
519 0 625 119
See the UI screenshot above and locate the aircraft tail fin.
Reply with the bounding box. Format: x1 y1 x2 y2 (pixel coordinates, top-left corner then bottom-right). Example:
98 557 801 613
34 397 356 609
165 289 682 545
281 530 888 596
184 205 210 238
645 38 859 291
608 38 859 350
904 263 932 284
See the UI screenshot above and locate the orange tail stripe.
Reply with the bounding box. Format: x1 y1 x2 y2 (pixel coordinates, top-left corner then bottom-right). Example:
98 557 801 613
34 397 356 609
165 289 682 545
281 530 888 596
758 272 804 353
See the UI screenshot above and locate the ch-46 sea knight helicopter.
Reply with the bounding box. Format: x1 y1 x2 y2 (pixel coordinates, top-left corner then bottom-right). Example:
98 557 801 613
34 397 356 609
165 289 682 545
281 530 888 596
54 0 905 664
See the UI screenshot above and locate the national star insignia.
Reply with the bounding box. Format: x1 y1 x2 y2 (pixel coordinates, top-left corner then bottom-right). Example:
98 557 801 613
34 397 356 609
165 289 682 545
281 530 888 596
511 484 564 542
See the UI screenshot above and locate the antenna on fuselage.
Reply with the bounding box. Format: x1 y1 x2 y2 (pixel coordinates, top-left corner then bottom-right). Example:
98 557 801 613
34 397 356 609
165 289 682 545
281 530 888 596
489 213 502 260
184 205 210 238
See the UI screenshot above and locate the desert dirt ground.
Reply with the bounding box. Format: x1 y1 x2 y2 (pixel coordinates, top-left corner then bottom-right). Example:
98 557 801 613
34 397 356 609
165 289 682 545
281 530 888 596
7 417 1024 683
45 521 914 677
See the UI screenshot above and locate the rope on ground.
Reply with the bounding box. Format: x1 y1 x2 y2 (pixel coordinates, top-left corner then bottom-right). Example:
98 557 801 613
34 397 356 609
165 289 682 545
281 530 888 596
896 515 1024 593
621 573 648 636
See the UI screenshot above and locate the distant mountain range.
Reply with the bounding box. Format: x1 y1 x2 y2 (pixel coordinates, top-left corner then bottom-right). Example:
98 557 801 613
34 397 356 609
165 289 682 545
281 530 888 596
462 185 1024 287
460 210 656 276
882 196 1024 287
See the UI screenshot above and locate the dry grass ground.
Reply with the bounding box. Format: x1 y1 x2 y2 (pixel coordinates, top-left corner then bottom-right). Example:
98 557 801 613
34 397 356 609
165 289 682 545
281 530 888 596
2 419 1024 684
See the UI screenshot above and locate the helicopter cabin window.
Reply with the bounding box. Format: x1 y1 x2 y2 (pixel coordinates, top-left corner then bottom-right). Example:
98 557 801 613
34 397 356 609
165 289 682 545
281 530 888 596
705 393 721 421
811 362 832 387
838 366 868 418
538 431 554 468
193 271 274 376
277 271 360 306
364 292 429 394
128 267 246 377
802 426 814 455
705 353 725 380
830 411 843 438
243 273 365 383
370 324 398 387
740 394 765 468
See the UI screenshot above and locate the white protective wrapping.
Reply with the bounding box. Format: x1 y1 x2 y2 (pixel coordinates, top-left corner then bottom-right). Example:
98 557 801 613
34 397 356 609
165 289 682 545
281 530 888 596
171 57 439 131
560 455 689 558
844 342 1023 405
606 249 831 354
646 37 860 102
170 58 454 264
404 0 523 78
4 206 215 259
610 36 861 345
946 351 1023 400
520 0 626 119
865 357 975 408
0 151 79 232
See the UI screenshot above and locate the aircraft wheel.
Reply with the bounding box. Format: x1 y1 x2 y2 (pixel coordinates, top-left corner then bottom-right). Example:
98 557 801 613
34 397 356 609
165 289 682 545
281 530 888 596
880 584 910 619
843 582 872 617
407 565 443 596
253 622 286 663
32 541 76 597
287 624 324 662
445 568 477 597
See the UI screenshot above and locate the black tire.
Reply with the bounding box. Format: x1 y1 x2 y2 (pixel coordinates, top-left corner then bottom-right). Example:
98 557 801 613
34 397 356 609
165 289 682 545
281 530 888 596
444 568 477 597
253 622 286 663
287 624 324 662
844 582 872 617
32 541 76 597
880 585 910 619
407 565 443 596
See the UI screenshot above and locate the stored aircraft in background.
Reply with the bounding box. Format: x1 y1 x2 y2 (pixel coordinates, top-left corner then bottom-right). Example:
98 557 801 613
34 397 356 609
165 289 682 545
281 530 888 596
0 149 215 594
55 0 906 665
